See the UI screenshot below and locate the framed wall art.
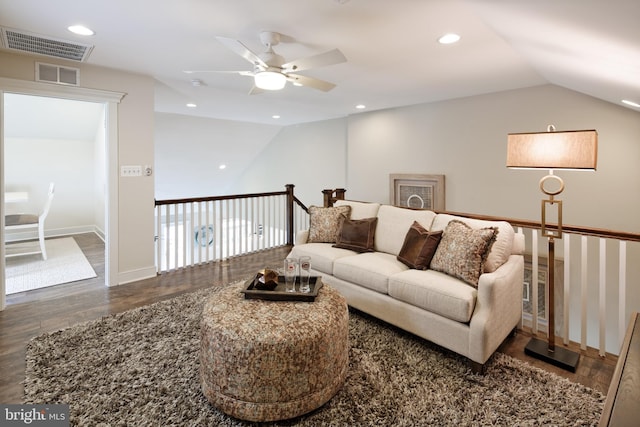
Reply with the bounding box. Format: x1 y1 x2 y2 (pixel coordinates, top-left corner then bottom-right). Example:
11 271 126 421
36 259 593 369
389 174 445 211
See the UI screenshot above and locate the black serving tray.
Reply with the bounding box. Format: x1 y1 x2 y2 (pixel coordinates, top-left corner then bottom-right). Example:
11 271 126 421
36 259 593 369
241 275 323 302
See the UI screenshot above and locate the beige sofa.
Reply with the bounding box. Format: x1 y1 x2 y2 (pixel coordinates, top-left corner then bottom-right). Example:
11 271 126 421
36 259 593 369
287 200 524 372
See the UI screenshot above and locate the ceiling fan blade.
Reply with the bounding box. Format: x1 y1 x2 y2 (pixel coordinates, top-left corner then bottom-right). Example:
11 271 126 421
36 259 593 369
287 74 336 92
248 85 265 95
215 36 267 68
282 48 346 73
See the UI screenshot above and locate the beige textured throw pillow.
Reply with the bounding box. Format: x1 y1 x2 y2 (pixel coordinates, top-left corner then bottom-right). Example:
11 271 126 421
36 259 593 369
307 205 352 243
430 220 497 287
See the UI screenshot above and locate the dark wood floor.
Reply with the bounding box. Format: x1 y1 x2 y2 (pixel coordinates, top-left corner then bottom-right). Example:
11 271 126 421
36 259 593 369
0 232 615 404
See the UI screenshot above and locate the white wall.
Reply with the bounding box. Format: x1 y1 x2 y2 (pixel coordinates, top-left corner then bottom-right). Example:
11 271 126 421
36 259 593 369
346 85 640 234
0 51 156 284
228 118 348 207
154 113 282 199
4 136 97 237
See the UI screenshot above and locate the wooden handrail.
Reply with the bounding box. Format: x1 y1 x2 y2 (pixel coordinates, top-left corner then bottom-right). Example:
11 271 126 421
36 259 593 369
155 185 307 248
155 190 287 206
436 210 640 243
320 188 640 243
293 196 308 213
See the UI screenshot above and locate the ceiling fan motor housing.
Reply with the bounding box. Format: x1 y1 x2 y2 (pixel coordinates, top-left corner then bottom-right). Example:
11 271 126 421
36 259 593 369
259 31 281 47
257 49 285 69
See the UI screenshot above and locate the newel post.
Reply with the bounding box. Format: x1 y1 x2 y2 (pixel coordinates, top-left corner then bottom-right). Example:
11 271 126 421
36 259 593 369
322 189 334 207
286 184 295 246
322 188 346 207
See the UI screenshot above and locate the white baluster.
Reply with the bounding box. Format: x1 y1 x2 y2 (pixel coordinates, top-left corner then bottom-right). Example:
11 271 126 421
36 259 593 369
599 238 606 357
619 241 627 349
563 236 570 345
581 236 588 351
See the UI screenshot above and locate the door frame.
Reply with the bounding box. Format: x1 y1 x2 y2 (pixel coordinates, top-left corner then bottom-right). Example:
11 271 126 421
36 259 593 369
0 77 124 310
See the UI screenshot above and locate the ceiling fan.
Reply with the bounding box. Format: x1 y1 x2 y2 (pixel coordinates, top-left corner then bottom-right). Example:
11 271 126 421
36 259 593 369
185 31 347 94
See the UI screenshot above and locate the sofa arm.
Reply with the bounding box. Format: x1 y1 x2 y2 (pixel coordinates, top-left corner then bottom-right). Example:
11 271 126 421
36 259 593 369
468 254 524 364
295 230 309 246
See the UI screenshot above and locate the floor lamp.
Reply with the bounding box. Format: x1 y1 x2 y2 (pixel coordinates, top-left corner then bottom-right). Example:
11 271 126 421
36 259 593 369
507 126 598 372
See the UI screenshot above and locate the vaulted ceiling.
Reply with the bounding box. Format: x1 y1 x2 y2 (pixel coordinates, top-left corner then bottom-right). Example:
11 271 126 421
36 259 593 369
1 0 639 126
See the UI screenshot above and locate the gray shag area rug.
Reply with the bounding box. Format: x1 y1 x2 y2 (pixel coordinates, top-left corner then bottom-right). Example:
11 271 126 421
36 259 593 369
25 284 604 426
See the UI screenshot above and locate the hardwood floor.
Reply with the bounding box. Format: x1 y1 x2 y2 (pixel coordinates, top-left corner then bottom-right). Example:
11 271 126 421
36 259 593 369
0 232 615 404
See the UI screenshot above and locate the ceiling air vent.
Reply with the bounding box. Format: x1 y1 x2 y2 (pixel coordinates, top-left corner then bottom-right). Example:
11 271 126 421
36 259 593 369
36 62 80 86
0 27 93 62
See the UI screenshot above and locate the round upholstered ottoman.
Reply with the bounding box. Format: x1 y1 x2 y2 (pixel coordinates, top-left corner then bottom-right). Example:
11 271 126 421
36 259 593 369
200 282 349 422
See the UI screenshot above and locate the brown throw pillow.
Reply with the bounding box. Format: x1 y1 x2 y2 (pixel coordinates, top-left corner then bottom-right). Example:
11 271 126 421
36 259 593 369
397 221 443 269
430 220 497 287
307 205 351 243
333 217 378 253
416 230 443 269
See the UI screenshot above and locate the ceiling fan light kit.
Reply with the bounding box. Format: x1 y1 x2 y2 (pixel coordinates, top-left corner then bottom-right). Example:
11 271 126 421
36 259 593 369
191 31 346 93
254 70 287 90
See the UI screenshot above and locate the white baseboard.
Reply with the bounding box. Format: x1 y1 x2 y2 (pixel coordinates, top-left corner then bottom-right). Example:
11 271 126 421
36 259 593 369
5 225 157 287
4 225 98 242
116 266 157 286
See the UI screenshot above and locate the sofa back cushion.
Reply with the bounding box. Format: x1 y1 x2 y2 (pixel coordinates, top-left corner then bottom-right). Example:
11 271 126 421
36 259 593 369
374 205 436 256
334 200 381 220
431 213 515 273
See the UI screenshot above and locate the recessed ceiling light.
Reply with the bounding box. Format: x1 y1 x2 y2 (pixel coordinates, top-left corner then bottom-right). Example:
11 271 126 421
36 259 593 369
355 104 366 109
272 115 281 119
292 82 303 87
219 164 227 170
186 103 197 108
622 99 640 108
438 33 460 44
68 25 94 36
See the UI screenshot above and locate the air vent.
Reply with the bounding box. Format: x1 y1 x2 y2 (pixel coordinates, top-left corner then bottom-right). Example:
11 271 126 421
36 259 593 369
36 62 80 86
0 27 93 62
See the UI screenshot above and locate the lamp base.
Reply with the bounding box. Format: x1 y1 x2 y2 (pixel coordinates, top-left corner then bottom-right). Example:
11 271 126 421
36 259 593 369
524 337 580 373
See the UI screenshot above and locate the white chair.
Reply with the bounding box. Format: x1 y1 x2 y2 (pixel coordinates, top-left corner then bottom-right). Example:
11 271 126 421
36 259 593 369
5 182 55 260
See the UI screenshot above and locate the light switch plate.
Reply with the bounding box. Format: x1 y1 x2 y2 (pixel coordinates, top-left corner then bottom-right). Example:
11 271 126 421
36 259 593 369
121 165 142 177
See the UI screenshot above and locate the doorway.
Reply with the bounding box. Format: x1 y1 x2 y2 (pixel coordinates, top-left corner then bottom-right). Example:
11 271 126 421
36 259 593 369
0 78 123 310
3 93 106 296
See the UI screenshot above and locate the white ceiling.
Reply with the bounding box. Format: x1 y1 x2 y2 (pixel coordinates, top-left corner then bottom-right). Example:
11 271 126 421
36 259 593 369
4 94 104 140
0 0 639 126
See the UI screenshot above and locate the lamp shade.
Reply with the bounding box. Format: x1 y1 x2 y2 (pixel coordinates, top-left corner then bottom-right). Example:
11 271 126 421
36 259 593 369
254 71 287 90
506 129 597 170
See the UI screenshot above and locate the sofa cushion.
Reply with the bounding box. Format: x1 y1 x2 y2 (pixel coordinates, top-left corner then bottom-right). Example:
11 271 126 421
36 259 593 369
374 205 436 256
307 205 351 243
333 252 408 294
287 243 356 276
333 216 378 253
431 214 515 273
430 220 497 287
389 269 477 323
334 200 381 220
397 221 443 270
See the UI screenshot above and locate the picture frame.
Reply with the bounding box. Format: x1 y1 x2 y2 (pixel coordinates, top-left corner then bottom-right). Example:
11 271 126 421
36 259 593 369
389 174 445 211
